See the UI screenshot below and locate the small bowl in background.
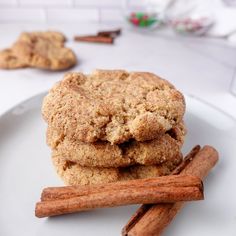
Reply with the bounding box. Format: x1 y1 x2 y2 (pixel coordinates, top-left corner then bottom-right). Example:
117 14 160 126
171 15 214 36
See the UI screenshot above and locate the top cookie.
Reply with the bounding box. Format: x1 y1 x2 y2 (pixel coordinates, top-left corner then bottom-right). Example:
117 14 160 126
42 70 185 144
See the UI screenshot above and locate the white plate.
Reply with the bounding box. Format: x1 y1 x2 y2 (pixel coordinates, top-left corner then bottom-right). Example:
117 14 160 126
0 93 236 236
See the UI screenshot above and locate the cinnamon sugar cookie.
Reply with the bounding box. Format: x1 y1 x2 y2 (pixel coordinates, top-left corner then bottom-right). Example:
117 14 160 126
0 49 27 69
12 33 76 70
0 31 76 70
18 31 66 45
47 122 186 167
42 70 185 144
52 151 182 186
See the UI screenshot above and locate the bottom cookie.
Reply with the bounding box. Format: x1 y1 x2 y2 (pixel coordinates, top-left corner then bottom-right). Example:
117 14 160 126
52 151 182 186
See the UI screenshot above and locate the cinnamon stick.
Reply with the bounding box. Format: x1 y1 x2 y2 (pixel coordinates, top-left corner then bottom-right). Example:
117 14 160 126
122 145 219 236
41 174 202 201
97 29 121 37
74 35 114 44
35 175 203 218
122 145 201 234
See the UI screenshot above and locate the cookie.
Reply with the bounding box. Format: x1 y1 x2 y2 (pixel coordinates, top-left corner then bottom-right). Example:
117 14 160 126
52 151 182 186
47 121 186 167
12 35 76 70
0 49 28 69
42 70 185 144
0 31 76 70
18 31 66 45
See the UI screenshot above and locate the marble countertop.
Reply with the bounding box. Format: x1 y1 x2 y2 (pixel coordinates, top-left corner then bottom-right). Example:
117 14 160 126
0 23 236 119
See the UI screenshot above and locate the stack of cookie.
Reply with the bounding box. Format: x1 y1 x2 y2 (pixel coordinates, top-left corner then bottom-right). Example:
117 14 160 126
42 70 186 186
0 31 76 70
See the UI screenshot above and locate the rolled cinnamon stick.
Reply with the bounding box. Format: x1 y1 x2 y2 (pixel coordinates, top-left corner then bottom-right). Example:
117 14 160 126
74 35 114 44
41 175 202 201
122 145 201 235
35 175 203 218
97 29 121 37
122 145 219 236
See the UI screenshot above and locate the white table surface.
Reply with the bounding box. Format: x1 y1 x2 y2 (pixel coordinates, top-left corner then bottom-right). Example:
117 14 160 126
0 23 236 119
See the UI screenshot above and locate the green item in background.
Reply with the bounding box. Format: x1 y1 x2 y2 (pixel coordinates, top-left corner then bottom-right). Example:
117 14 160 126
128 12 158 27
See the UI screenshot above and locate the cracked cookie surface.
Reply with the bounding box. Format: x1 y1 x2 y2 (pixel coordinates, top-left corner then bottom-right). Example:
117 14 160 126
47 121 186 167
42 70 185 144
